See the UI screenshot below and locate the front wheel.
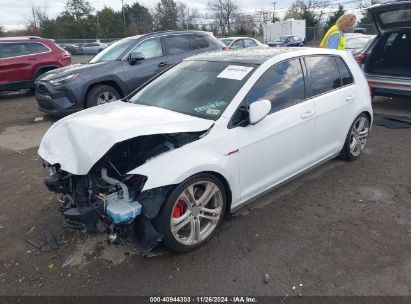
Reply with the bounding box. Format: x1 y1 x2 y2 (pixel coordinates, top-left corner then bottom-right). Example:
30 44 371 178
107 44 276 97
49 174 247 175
340 113 370 161
155 173 227 252
85 85 120 108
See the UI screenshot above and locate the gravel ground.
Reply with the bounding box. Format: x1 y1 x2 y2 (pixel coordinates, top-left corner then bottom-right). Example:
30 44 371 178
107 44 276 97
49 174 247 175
0 91 410 296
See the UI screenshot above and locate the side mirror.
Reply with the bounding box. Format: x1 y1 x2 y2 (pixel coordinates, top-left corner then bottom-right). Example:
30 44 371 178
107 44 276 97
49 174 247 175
128 52 145 65
248 100 271 125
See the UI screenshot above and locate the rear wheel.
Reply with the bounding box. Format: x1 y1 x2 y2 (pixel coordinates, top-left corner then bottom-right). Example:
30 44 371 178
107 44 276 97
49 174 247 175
155 173 226 252
340 113 370 161
85 84 120 108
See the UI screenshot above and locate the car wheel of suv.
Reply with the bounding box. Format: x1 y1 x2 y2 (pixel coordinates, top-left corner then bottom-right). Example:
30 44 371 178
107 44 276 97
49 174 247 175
86 85 120 108
340 113 370 161
155 173 226 252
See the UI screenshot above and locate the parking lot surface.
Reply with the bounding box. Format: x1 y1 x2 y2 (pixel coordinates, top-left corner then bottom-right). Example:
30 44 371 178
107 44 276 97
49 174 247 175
0 88 410 296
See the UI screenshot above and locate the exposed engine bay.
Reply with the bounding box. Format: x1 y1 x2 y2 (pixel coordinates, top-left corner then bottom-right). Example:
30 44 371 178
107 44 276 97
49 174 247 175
42 131 204 250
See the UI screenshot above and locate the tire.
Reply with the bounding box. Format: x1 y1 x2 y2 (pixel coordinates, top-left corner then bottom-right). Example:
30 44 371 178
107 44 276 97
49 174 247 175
155 173 227 252
340 113 370 161
85 85 120 108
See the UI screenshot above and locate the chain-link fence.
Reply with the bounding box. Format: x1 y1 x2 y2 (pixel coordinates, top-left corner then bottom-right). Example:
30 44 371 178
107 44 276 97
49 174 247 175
54 23 377 47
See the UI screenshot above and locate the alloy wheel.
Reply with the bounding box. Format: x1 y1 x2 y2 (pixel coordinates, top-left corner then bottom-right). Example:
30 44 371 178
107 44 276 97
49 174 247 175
96 91 117 105
170 181 223 246
350 116 370 157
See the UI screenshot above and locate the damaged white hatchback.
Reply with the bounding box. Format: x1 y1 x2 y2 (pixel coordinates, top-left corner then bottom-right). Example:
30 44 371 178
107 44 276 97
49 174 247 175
39 48 373 252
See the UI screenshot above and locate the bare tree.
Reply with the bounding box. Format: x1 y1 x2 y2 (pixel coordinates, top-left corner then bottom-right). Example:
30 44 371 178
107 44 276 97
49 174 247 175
25 4 49 35
255 10 276 23
0 25 4 37
208 0 239 35
284 0 329 26
177 2 199 29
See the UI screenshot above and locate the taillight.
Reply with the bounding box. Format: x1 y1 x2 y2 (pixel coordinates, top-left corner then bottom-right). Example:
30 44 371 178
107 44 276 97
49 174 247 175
223 46 229 51
356 53 366 63
368 83 372 96
62 50 70 58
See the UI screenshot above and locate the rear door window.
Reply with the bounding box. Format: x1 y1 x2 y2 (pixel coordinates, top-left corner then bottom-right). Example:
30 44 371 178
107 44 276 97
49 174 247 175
165 35 192 55
244 39 257 47
190 34 210 49
335 57 354 86
231 40 245 49
305 56 342 97
0 43 31 59
245 58 306 113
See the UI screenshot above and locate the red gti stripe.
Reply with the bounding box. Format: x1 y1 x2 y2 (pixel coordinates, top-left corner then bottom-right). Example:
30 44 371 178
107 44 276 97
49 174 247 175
226 149 239 156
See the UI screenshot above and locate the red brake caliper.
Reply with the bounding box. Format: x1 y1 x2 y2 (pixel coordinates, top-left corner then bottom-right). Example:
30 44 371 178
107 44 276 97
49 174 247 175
173 200 186 218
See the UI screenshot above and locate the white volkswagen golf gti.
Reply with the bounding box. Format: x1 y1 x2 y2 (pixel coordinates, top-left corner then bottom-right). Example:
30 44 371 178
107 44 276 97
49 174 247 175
39 48 373 252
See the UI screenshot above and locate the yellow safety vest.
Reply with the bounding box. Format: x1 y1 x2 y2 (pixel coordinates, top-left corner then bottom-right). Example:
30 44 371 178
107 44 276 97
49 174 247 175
319 25 346 50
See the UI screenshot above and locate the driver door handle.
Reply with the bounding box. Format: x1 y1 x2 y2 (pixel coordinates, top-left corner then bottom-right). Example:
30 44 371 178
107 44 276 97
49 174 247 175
301 110 315 119
158 62 168 67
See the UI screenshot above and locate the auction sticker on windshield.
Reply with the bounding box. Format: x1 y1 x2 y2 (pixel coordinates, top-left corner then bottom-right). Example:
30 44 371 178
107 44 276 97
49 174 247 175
217 65 254 81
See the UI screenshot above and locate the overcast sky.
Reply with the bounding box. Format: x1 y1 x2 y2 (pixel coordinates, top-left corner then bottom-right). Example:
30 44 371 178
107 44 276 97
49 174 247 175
0 0 361 30
0 0 298 30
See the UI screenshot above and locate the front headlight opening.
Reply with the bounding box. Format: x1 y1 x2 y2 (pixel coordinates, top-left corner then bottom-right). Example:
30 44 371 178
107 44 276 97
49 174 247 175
49 73 79 86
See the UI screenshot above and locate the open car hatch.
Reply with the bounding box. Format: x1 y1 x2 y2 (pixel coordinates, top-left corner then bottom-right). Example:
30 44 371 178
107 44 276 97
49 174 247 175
368 1 411 33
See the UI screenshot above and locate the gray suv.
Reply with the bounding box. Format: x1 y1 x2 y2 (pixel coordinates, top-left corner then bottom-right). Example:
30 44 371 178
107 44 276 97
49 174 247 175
36 31 225 116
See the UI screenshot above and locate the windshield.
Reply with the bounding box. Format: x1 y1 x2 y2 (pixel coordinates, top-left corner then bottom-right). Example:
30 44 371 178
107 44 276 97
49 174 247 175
345 37 374 49
221 39 233 46
130 60 257 120
90 38 137 63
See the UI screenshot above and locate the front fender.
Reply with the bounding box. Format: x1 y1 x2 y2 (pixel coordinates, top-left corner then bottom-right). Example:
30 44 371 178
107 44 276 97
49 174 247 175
128 134 240 205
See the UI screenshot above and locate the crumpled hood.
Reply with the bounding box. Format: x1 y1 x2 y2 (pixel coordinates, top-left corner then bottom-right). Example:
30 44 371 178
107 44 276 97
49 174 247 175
38 62 107 81
38 101 214 175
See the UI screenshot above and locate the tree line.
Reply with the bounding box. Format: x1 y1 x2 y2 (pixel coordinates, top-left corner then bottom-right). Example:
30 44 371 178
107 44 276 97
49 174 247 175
0 0 377 39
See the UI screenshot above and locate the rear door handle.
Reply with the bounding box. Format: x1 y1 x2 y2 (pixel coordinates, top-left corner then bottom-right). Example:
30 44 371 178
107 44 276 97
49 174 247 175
301 110 315 119
346 95 355 102
157 62 168 67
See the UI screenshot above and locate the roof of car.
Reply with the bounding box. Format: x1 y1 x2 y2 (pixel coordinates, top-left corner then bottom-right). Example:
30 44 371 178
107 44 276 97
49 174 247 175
0 36 54 43
0 36 41 40
127 30 214 40
221 37 255 40
187 47 310 64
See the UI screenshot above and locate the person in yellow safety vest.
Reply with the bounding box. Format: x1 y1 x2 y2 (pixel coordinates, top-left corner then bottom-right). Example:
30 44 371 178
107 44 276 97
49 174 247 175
320 13 357 50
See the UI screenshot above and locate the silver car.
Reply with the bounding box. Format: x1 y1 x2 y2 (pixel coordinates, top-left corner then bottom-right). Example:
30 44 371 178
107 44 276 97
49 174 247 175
81 42 107 55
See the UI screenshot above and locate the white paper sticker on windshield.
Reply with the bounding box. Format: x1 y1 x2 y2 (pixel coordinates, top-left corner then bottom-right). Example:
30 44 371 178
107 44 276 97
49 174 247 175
217 65 254 81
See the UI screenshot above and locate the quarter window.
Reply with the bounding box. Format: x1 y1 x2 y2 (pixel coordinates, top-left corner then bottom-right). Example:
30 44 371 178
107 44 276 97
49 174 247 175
245 58 306 113
165 35 192 54
132 37 163 59
305 56 342 97
335 57 354 86
29 42 49 54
